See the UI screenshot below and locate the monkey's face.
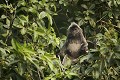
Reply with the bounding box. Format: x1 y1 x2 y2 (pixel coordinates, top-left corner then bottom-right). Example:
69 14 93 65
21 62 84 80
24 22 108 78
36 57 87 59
68 25 81 36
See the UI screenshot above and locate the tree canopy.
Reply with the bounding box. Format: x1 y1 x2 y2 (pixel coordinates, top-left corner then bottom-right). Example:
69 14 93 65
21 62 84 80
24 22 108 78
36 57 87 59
0 0 120 80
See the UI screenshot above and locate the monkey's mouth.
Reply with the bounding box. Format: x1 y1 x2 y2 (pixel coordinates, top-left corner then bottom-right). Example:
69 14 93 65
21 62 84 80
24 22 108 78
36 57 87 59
71 31 79 36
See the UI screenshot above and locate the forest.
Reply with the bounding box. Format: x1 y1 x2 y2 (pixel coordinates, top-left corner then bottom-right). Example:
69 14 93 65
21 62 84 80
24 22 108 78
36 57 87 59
0 0 120 80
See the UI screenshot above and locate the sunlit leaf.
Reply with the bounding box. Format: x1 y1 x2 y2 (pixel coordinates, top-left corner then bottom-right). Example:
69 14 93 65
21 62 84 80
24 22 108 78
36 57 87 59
89 19 96 27
117 22 120 28
20 15 28 22
78 19 85 26
1 15 6 19
90 49 99 52
81 4 88 9
20 27 26 35
39 11 46 19
11 38 19 50
94 70 99 79
6 18 10 27
30 0 37 3
28 7 37 13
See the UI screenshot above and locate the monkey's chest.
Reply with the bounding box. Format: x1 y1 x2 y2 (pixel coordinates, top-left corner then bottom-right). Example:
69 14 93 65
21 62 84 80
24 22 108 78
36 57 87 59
67 43 81 51
67 43 81 58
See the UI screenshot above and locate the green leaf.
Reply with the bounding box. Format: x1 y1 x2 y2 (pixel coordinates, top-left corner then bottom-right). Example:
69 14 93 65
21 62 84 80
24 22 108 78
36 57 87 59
17 0 26 7
84 16 90 20
20 27 26 35
94 70 99 79
81 4 88 9
89 19 96 27
39 11 53 25
78 19 85 26
89 4 95 9
20 15 28 22
11 38 21 51
80 54 92 63
28 7 37 13
115 53 120 58
39 11 47 19
108 1 112 7
30 0 37 3
117 0 120 4
1 15 6 19
46 13 53 25
27 57 40 69
99 60 104 75
28 28 45 37
11 38 18 50
0 47 6 54
6 18 10 27
59 0 63 4
85 67 93 75
18 63 25 75
108 12 113 18
117 22 120 28
2 30 10 37
90 49 99 52
48 61 54 71
8 60 19 66
68 72 78 76
23 47 35 55
50 3 56 11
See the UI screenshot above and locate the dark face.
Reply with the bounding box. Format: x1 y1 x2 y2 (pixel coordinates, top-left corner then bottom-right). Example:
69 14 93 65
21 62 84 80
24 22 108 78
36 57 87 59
69 26 80 36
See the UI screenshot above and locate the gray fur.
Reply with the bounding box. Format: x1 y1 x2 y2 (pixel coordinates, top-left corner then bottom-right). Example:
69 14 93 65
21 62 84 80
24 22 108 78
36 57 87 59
57 22 88 63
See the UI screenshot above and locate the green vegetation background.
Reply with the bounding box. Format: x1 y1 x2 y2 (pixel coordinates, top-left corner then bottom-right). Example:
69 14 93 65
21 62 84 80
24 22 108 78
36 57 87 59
0 0 120 80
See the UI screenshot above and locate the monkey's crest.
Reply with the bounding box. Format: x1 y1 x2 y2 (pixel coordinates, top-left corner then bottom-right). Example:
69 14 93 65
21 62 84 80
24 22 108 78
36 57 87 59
68 22 80 30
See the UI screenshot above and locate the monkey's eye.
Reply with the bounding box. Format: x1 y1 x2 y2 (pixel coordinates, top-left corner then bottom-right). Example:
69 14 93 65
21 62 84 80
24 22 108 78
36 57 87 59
74 28 77 30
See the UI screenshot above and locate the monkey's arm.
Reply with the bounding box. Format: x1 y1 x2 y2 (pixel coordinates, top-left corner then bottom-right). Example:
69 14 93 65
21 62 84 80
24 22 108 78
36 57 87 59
82 36 88 47
80 30 88 52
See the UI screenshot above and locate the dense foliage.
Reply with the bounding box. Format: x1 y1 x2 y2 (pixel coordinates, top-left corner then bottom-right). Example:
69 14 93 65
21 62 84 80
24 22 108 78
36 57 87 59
0 0 120 80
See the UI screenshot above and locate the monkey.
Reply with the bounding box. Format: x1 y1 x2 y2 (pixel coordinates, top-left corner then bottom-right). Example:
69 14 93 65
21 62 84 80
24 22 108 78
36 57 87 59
57 22 88 64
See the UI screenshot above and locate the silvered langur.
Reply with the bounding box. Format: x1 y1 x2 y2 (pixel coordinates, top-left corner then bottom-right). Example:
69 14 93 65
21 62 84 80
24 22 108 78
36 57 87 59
57 22 88 64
